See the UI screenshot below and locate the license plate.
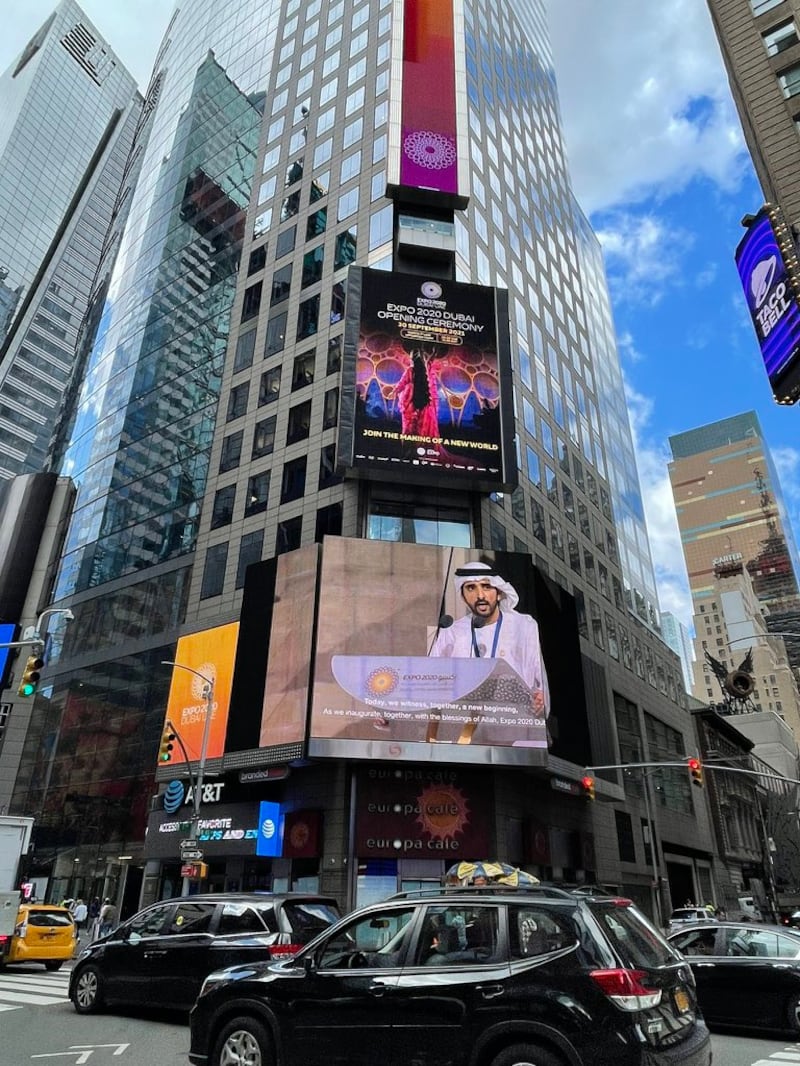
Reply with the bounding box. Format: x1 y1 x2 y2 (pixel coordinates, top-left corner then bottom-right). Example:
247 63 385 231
674 988 690 1013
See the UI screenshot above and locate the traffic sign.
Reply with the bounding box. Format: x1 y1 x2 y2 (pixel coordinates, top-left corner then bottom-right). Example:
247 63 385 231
180 838 198 849
180 849 203 861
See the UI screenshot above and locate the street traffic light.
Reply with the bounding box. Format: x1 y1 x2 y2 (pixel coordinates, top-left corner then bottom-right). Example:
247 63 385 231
688 757 703 788
159 724 176 763
581 775 596 801
17 654 44 697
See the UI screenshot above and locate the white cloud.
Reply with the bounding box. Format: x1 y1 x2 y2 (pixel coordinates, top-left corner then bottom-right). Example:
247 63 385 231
546 0 749 213
594 212 692 306
623 380 694 627
771 446 800 549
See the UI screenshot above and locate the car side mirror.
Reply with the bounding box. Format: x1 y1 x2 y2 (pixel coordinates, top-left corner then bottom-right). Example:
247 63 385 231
303 953 315 974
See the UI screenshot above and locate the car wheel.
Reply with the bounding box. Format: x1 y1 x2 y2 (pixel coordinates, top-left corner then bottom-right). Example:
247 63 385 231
491 1044 564 1066
787 992 800 1034
72 965 104 1014
44 961 63 972
213 1016 272 1066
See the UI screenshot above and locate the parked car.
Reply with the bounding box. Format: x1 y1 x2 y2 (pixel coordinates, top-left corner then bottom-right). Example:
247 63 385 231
667 907 715 933
0 902 77 971
668 920 800 1034
68 891 340 1014
189 885 711 1066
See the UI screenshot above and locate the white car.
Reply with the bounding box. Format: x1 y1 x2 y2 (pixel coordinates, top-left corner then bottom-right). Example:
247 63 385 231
667 907 715 932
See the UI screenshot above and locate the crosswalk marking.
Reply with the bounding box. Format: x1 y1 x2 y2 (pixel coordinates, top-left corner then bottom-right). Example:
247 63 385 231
0 969 70 1010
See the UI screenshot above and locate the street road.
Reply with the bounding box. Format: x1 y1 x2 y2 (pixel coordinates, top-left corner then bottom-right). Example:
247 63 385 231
2 962 800 1066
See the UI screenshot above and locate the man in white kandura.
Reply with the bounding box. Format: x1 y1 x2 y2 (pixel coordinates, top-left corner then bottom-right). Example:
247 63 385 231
431 561 550 717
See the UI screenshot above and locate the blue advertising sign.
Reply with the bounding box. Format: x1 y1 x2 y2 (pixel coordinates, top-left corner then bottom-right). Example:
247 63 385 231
0 623 18 690
735 206 800 404
256 800 283 856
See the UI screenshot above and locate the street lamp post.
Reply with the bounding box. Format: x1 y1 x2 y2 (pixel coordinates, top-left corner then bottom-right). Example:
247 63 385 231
161 661 214 896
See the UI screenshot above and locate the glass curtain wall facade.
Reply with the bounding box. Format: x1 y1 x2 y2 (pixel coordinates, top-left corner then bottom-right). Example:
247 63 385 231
11 0 691 890
0 0 139 478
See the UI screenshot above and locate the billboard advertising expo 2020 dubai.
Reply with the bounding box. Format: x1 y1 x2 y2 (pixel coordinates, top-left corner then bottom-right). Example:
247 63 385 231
338 267 516 492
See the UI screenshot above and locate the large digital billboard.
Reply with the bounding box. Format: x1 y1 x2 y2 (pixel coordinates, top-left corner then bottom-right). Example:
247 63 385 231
735 204 800 405
304 538 588 767
387 0 469 208
338 267 516 492
160 621 240 767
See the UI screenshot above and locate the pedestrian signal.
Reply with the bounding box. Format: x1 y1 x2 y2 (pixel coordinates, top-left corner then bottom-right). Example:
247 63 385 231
18 654 44 697
159 725 176 763
688 757 703 788
581 775 596 801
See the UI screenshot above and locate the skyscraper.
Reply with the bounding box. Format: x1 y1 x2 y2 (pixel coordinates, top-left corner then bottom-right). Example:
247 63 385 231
0 0 140 479
5 0 711 916
668 410 800 706
706 0 800 230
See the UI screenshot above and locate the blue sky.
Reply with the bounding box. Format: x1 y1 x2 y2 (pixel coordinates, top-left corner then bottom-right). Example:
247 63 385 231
4 0 797 631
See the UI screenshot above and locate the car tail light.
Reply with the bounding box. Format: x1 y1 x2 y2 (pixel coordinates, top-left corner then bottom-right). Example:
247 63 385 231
589 969 662 1011
0 934 8 946
14 921 27 939
268 944 302 959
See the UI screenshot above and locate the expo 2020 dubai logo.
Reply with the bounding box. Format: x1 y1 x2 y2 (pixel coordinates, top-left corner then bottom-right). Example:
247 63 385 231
403 130 457 171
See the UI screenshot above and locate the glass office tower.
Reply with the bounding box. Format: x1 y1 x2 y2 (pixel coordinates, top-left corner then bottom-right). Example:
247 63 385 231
0 0 139 478
8 0 706 912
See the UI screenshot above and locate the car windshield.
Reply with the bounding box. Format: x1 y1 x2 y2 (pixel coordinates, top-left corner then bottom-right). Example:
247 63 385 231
589 902 678 968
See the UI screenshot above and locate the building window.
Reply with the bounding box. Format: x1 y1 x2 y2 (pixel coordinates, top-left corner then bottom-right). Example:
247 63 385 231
265 310 288 355
310 171 329 201
245 471 270 516
567 533 581 574
751 0 785 15
307 208 327 239
338 187 359 220
211 485 236 529
315 502 343 541
252 415 277 459
259 366 281 405
236 530 264 588
233 330 256 372
292 351 315 390
323 386 339 429
281 190 301 221
271 264 292 305
219 430 243 473
531 498 546 544
297 294 320 340
276 226 296 258
319 443 341 488
241 281 263 322
287 400 312 444
778 62 800 97
327 335 342 375
285 157 304 186
335 227 357 269
302 245 325 287
281 456 307 502
330 281 345 324
248 244 267 275
226 383 248 422
200 542 228 599
490 516 507 550
615 809 636 864
277 516 303 554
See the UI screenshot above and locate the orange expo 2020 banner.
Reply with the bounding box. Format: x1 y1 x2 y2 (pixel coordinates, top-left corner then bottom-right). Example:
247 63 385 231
160 621 240 766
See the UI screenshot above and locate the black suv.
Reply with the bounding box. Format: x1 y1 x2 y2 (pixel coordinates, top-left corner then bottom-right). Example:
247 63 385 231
188 886 711 1066
68 892 340 1013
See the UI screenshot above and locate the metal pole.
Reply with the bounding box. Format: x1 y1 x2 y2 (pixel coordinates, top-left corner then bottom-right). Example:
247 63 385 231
641 772 664 929
161 661 214 897
182 678 214 896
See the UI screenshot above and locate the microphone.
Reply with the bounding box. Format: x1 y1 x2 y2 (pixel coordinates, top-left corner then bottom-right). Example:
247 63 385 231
471 615 487 630
438 614 453 630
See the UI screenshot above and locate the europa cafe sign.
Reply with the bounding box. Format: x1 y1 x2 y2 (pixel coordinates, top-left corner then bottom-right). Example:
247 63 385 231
355 767 491 858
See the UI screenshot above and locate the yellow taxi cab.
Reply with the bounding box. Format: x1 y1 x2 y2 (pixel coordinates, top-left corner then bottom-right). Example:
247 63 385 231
0 903 77 971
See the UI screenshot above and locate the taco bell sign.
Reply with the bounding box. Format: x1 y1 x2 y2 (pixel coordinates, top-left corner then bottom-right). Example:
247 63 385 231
735 205 800 405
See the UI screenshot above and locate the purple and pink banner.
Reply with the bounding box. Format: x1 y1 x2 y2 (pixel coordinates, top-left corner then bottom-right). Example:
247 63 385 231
400 0 459 195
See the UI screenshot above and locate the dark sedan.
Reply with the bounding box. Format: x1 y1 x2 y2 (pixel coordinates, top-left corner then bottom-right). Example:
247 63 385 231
668 920 800 1034
68 891 340 1013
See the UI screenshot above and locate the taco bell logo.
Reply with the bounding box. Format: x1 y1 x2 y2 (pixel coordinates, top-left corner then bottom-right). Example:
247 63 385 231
751 255 789 338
